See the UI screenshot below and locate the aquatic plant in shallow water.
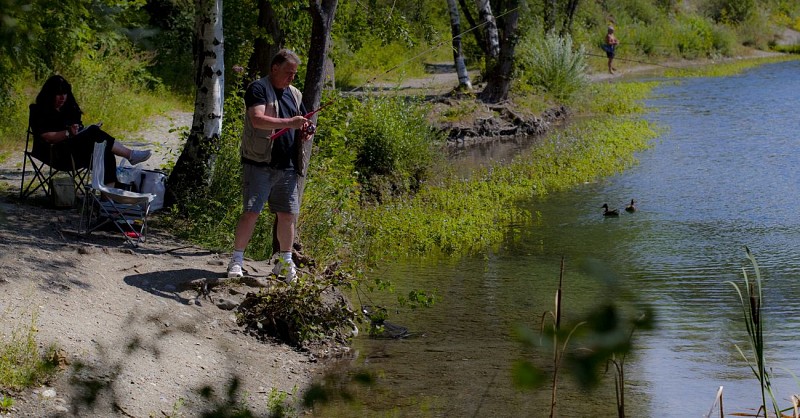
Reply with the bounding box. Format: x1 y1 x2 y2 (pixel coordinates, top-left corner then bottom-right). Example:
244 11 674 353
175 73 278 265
726 246 781 417
512 257 653 417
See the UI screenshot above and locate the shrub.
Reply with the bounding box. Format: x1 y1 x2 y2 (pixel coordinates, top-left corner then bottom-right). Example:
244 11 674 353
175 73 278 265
710 24 739 56
614 0 661 25
516 32 588 102
736 11 774 49
706 0 756 24
345 96 441 202
626 22 662 56
674 15 715 58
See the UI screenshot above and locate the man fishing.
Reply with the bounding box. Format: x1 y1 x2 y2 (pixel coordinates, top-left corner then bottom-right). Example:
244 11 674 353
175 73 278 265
603 26 620 74
227 49 314 283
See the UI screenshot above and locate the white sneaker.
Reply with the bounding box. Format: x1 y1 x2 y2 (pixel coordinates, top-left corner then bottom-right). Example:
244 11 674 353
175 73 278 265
272 259 296 283
227 261 244 278
128 149 152 165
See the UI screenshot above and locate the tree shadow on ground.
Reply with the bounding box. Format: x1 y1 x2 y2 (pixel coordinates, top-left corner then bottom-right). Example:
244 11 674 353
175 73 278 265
124 268 220 304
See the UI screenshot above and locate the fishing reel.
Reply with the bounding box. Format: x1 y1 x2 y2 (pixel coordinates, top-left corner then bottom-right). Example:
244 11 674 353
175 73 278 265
302 123 316 135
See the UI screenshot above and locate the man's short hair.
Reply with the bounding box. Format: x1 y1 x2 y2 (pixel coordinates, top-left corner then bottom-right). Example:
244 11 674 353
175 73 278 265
271 49 301 68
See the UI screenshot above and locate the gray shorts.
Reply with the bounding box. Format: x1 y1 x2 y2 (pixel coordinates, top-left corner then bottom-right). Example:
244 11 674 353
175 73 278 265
241 163 299 214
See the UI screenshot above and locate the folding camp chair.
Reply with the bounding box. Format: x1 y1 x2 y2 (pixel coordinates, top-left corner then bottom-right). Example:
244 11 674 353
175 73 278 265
81 141 154 246
19 104 89 202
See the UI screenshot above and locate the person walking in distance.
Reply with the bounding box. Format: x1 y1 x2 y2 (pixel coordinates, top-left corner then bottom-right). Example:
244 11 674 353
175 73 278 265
227 49 314 283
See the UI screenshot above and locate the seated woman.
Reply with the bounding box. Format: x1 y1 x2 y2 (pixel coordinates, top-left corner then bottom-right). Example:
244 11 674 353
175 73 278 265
30 75 151 186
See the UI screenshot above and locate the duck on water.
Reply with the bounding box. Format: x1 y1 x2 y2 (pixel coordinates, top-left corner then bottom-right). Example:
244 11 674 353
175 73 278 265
602 203 620 217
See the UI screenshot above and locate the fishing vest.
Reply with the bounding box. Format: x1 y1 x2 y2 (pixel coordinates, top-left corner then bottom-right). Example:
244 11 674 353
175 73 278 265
241 76 303 166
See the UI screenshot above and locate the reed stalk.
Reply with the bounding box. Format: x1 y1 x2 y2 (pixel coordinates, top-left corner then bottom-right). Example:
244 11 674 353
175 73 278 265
550 256 564 418
539 256 585 418
705 386 724 418
727 246 781 417
792 394 799 418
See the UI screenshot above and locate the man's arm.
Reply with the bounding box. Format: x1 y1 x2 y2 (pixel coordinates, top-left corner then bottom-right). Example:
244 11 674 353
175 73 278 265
248 104 307 130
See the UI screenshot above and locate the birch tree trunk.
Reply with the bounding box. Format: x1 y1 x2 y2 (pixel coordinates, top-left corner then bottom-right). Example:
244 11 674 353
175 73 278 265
479 0 519 103
447 0 472 90
165 0 224 208
477 0 499 58
456 0 487 56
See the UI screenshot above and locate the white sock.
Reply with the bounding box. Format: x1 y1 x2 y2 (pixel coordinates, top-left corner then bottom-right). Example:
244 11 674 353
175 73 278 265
232 250 244 263
280 251 292 264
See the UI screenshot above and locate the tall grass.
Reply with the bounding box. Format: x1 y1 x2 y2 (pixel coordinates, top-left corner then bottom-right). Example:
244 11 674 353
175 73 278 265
516 32 588 102
0 311 58 391
727 246 781 417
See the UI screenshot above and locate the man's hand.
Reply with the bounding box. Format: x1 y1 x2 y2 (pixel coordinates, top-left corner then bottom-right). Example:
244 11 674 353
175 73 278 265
288 115 308 129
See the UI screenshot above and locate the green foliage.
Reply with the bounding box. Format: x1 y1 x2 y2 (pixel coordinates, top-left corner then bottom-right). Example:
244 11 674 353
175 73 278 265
0 0 160 136
0 312 58 391
773 44 800 54
709 24 739 56
266 387 298 418
0 1 188 154
302 81 658 267
624 21 666 57
735 10 775 50
706 0 756 24
356 116 657 262
331 38 443 89
137 0 196 94
0 394 13 413
573 81 660 116
347 96 441 201
516 32 588 102
161 397 186 418
435 100 482 123
330 1 451 88
609 0 662 25
674 15 715 59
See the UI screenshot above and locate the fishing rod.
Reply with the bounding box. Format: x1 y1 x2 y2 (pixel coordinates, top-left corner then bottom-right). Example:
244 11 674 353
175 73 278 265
269 98 335 140
585 51 687 70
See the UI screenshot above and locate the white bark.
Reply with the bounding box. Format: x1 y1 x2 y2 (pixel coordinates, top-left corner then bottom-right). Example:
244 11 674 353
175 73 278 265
194 0 224 140
165 0 224 206
477 0 499 58
447 0 472 90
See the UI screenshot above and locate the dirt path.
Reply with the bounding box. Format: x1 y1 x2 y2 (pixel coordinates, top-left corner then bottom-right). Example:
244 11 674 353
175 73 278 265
0 112 323 417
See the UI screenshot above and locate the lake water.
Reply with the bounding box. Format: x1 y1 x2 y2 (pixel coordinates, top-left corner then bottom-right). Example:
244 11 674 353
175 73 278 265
313 60 800 417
